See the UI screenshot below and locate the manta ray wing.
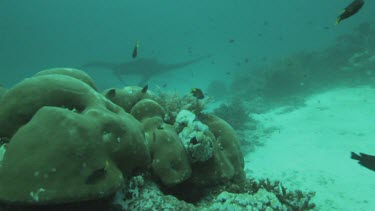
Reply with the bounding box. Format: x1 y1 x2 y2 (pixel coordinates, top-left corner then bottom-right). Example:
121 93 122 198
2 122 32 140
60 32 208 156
79 56 211 83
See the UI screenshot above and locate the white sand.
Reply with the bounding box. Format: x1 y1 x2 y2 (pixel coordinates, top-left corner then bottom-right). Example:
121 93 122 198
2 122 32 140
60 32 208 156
245 86 375 211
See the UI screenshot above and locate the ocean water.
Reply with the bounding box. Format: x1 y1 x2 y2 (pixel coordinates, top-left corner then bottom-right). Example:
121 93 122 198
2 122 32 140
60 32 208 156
0 0 374 210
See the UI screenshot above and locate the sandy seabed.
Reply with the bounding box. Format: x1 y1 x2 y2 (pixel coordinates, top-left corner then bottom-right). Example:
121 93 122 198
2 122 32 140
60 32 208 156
245 86 375 211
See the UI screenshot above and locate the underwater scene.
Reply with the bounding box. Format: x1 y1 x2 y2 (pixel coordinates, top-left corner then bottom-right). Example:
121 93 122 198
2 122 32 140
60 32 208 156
0 0 374 210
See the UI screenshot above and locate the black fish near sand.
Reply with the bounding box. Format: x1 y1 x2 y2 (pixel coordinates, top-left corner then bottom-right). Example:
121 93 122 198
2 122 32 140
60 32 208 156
80 56 210 85
191 88 204 99
351 152 375 171
336 0 364 25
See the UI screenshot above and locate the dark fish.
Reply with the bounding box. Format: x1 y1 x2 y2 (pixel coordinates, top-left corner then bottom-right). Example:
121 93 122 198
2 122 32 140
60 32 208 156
0 137 9 145
336 0 364 25
188 47 193 54
85 161 109 185
106 89 116 98
132 42 140 58
228 39 235 43
190 137 198 145
351 152 375 171
191 88 204 99
141 84 148 94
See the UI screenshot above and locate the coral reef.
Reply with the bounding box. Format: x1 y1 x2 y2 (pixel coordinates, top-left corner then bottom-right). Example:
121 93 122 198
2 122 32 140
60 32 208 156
175 110 213 163
102 86 159 113
207 189 286 210
245 178 316 210
206 80 228 100
0 68 249 209
0 68 316 210
112 176 195 210
155 89 211 124
229 21 375 110
33 68 98 91
213 98 252 131
112 176 316 211
0 69 151 205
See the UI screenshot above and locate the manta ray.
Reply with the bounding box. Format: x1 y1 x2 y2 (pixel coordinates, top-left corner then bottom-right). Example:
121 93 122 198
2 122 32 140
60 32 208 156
79 56 210 84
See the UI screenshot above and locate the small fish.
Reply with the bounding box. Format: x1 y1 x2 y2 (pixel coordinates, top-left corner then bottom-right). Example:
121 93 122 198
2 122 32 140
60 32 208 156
141 84 148 94
85 160 110 185
351 152 375 171
132 41 140 58
191 88 204 99
228 39 235 43
190 137 198 145
106 89 116 98
336 0 364 25
188 47 193 54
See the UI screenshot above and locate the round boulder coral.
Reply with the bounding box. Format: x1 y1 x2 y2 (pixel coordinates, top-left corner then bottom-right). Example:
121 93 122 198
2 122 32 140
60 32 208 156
34 68 97 90
0 73 151 205
103 86 159 113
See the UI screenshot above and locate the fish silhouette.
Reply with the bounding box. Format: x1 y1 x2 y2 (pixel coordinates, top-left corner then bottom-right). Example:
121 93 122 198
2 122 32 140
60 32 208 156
79 56 210 85
351 152 375 171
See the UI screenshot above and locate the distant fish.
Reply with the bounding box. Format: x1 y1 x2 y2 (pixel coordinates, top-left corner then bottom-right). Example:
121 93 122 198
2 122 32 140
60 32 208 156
132 41 140 59
191 88 204 99
351 152 375 171
336 0 364 25
141 84 148 94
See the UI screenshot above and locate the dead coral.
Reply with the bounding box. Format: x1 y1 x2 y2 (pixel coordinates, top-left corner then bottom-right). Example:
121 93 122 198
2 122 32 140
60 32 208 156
195 177 315 210
246 178 316 211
